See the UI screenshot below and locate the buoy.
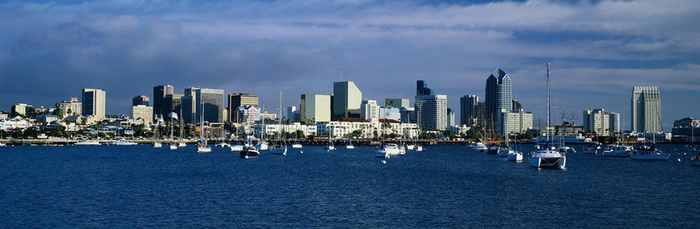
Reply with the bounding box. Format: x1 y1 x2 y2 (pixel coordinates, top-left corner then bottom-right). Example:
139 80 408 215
381 160 386 164
298 150 303 154
677 158 681 161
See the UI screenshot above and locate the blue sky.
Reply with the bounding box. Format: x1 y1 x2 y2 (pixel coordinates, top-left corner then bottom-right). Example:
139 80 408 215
0 0 698 130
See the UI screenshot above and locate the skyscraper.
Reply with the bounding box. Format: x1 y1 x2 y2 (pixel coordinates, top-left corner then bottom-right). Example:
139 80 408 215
182 87 224 124
485 69 512 122
301 94 331 124
332 81 362 120
416 80 434 96
632 86 661 133
132 95 149 106
164 94 183 117
81 88 106 119
360 99 380 122
153 85 174 119
447 108 455 127
228 93 258 123
415 94 448 131
460 95 478 126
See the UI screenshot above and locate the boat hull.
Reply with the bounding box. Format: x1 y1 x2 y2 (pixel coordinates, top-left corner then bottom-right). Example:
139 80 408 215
197 147 211 153
630 152 669 160
270 147 287 155
292 144 302 149
230 145 244 151
529 157 566 169
240 150 259 158
602 150 631 157
507 152 523 161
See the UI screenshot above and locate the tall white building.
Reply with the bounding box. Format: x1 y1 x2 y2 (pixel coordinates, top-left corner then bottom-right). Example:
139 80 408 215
82 88 106 119
131 105 153 125
301 94 331 124
56 97 82 118
632 86 661 133
415 94 448 131
360 100 380 122
583 109 620 136
332 81 362 120
498 108 533 134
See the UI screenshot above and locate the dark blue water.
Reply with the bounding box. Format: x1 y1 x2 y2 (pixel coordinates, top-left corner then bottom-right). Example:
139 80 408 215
1 144 698 228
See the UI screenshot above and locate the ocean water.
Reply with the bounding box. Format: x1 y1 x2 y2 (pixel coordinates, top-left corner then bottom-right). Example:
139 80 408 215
0 144 698 228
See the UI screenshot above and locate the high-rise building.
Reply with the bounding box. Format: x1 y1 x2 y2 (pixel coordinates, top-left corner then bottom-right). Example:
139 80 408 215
416 80 435 96
131 105 153 125
460 95 478 127
512 99 522 112
234 105 260 124
498 108 533 134
400 107 416 124
415 94 448 131
632 86 661 133
286 106 297 122
132 95 149 106
153 85 174 119
301 94 331 124
360 100 380 122
182 87 225 125
56 97 82 118
164 94 183 117
81 88 106 119
228 93 258 123
485 69 512 123
11 103 33 117
447 108 455 127
384 99 410 108
379 107 401 121
332 81 362 120
476 101 485 127
583 109 620 136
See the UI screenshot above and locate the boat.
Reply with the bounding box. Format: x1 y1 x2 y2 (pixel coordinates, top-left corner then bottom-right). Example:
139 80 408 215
168 114 178 150
74 140 101 145
169 142 178 150
114 138 138 146
529 63 566 169
630 99 669 160
346 141 355 150
582 143 599 154
415 144 423 152
602 144 633 157
152 125 162 148
152 141 162 148
507 150 523 161
471 142 488 152
292 141 303 149
177 109 186 148
0 142 6 147
215 142 230 148
230 142 244 151
497 145 511 157
240 145 259 158
196 99 211 153
529 133 592 144
486 145 499 155
375 143 402 158
269 90 288 156
692 154 700 166
327 141 336 151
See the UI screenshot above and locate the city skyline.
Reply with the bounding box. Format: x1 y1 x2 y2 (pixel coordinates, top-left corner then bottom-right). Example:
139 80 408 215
0 0 698 130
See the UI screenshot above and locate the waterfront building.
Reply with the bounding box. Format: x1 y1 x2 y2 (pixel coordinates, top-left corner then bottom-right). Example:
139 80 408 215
131 105 153 125
583 109 620 136
182 87 225 125
153 85 174 119
360 100 380 122
379 107 401 121
332 81 362 120
81 88 106 119
0 118 31 130
671 117 700 142
228 93 258 123
300 94 331 124
498 108 533 135
132 95 149 106
0 112 8 120
11 103 33 117
56 97 82 118
631 86 661 133
485 69 512 125
385 99 410 108
460 95 478 127
415 94 448 131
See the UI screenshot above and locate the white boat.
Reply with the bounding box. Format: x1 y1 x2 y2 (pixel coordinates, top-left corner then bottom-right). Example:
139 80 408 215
215 142 230 148
346 142 355 150
230 143 244 151
406 144 415 150
169 143 178 150
415 144 424 152
0 142 6 147
529 64 566 169
197 140 212 153
507 151 523 161
152 142 162 148
196 99 211 153
240 147 259 158
631 145 669 160
292 142 303 149
602 145 632 157
74 140 101 145
114 139 138 145
471 142 488 152
557 145 575 153
375 143 402 158
178 142 187 147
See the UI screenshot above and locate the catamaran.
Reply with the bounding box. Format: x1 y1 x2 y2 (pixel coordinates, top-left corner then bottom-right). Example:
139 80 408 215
529 63 566 169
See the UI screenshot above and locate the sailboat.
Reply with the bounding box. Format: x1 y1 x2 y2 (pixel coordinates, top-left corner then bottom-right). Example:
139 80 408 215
529 63 566 169
152 122 162 148
631 98 669 160
240 117 259 158
602 115 633 157
507 134 523 161
196 99 212 153
178 109 187 147
327 125 336 151
292 141 303 149
169 113 178 150
270 90 288 155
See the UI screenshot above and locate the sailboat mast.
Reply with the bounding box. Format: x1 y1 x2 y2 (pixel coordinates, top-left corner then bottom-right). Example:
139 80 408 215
546 63 551 148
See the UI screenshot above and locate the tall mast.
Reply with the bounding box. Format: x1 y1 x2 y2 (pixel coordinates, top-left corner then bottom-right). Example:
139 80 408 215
547 63 551 149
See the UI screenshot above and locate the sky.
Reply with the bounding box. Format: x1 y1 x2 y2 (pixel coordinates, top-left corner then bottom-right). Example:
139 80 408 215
0 0 699 130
